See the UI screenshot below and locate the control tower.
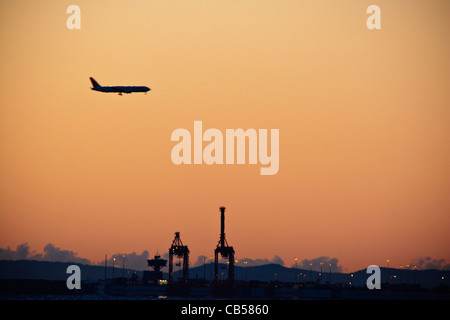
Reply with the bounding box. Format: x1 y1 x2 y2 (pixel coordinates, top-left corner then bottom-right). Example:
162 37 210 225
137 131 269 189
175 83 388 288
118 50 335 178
147 253 167 285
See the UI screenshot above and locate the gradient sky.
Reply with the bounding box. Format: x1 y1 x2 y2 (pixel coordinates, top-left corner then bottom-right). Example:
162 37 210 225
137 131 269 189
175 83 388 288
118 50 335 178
1 0 449 272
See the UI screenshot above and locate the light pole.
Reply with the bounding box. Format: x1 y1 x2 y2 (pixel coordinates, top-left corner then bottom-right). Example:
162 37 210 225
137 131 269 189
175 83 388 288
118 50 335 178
203 256 206 281
113 257 116 281
309 262 312 282
406 265 410 284
294 258 298 283
386 259 391 284
122 254 125 286
319 262 323 284
210 256 213 281
413 265 417 284
329 263 332 283
244 261 248 281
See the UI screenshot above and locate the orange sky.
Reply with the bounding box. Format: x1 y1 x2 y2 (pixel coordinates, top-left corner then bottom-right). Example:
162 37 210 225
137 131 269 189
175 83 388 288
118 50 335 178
1 0 449 272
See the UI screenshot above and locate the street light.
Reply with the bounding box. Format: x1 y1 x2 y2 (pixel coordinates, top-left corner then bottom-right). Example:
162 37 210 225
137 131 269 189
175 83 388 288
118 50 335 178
329 263 332 283
386 259 391 284
210 256 213 281
122 254 126 286
413 265 417 284
244 261 248 281
113 257 116 280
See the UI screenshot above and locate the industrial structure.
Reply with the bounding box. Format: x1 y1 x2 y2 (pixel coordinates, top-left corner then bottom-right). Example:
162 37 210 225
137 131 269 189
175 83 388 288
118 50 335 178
146 253 167 285
144 206 236 294
168 232 190 286
214 206 235 286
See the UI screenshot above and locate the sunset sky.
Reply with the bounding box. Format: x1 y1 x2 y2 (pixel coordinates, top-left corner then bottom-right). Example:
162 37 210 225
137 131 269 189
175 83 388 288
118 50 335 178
1 0 449 272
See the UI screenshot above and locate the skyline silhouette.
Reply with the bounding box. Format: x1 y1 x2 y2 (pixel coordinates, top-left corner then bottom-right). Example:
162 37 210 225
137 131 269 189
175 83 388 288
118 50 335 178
1 242 449 274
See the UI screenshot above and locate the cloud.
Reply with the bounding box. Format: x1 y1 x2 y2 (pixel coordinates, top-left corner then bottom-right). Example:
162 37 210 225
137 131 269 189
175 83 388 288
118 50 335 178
16 243 32 259
102 251 152 271
293 256 343 273
0 246 17 260
409 257 450 270
191 255 286 268
192 255 210 267
42 243 90 264
0 242 90 264
234 255 285 267
0 243 154 270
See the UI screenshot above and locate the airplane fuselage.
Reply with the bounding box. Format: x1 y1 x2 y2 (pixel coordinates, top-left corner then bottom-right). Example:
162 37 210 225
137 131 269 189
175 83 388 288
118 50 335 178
92 86 150 94
89 77 150 95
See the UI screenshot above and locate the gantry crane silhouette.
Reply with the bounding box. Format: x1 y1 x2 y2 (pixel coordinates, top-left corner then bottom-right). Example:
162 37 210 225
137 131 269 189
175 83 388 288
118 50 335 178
168 232 189 286
214 206 235 287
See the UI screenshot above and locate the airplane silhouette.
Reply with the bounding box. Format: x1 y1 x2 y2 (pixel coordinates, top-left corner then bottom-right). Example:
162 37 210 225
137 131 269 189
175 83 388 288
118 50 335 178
90 77 150 95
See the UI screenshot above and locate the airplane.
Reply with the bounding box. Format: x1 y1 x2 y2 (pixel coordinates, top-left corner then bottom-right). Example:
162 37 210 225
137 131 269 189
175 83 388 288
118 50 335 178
90 77 150 95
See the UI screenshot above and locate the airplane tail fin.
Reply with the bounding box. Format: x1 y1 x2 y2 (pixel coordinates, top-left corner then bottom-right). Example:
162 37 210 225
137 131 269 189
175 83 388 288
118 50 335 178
90 77 101 88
